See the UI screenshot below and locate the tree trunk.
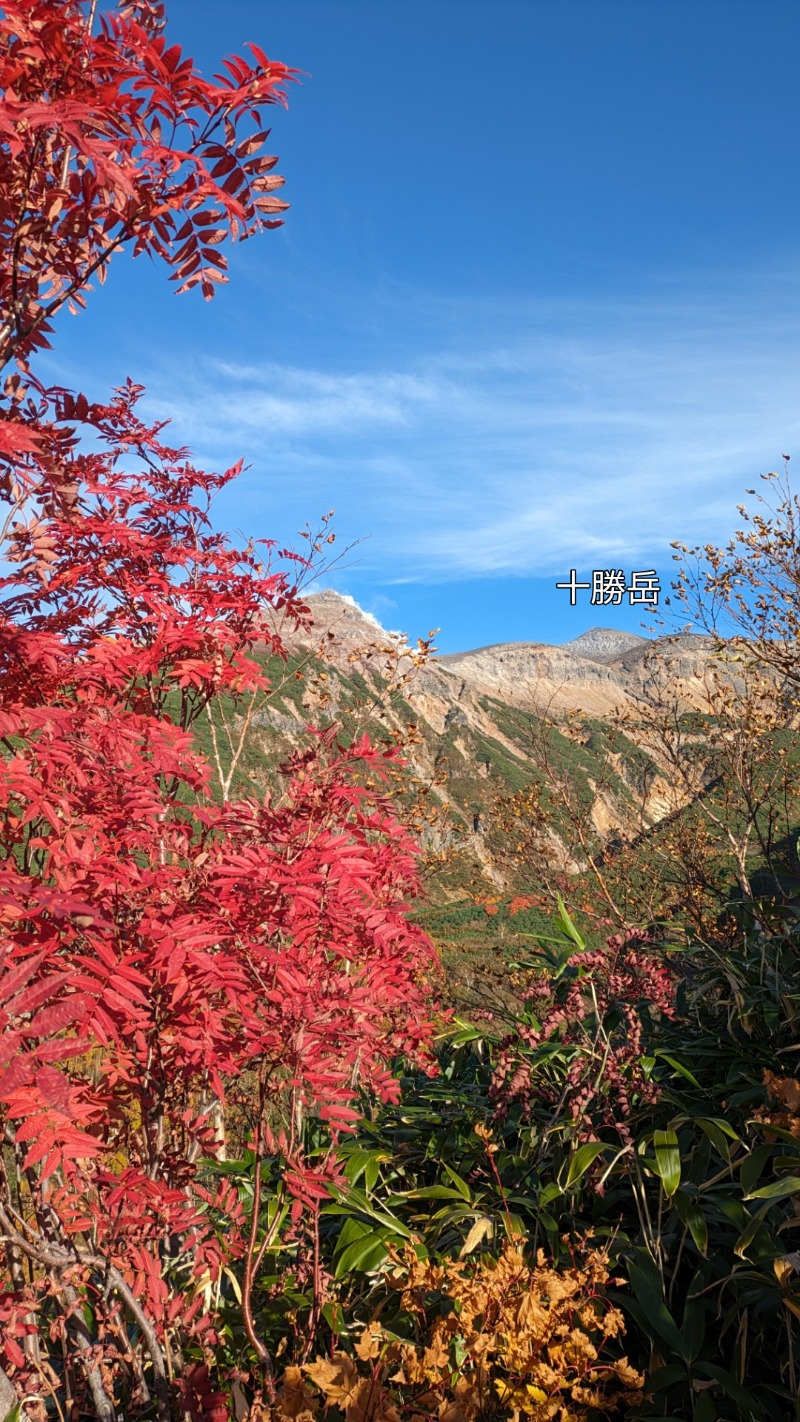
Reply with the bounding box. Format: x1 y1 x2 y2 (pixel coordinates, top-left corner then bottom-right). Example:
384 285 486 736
0 1364 18 1419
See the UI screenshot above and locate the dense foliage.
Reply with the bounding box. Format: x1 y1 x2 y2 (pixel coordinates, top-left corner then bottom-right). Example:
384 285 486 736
296 895 800 1420
3 4 800 1421
0 3 440 1417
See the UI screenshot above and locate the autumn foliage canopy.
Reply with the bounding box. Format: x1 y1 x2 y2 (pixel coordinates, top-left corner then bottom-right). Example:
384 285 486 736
0 2 438 1414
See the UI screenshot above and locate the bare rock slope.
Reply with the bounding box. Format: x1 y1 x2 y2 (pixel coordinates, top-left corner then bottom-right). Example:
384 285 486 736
254 592 726 887
299 591 716 721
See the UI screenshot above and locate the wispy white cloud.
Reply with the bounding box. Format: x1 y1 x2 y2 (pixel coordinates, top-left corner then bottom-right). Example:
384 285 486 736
202 360 444 435
141 274 800 581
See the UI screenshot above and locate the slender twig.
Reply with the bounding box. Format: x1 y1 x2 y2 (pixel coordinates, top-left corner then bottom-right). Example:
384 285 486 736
241 1071 277 1402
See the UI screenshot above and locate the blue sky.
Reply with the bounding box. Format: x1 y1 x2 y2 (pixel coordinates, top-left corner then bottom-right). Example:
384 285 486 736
44 0 800 652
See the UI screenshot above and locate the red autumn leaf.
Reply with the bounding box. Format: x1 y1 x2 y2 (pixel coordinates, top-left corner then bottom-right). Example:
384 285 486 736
27 994 91 1038
0 418 42 457
0 2 438 1410
0 1055 35 1097
35 1064 72 1112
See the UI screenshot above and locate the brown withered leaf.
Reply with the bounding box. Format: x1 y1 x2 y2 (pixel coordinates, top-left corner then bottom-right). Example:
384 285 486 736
372 1396 402 1422
305 1356 361 1411
765 1071 800 1113
421 1338 451 1377
354 1325 382 1362
277 1365 318 1419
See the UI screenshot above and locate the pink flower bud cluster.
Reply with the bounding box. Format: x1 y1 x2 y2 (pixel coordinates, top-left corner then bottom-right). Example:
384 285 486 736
490 927 675 1145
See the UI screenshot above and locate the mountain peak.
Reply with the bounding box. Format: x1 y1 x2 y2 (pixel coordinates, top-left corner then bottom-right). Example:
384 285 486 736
302 590 402 647
561 627 650 663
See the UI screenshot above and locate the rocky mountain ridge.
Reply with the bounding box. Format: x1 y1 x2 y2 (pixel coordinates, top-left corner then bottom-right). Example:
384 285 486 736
246 590 732 893
299 589 717 721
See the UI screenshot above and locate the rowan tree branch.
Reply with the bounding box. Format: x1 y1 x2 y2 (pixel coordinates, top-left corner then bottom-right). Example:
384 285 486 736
0 1203 170 1422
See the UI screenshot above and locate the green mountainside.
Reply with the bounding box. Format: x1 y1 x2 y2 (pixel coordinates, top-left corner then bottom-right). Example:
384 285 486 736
196 591 800 1011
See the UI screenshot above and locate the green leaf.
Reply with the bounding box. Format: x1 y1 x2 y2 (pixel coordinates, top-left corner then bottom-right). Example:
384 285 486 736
693 1360 765 1417
733 1201 771 1258
2 1406 22 1422
502 1210 526 1238
673 1190 708 1256
334 1229 390 1279
718 1198 748 1230
324 1184 412 1238
451 1336 468 1369
746 1175 800 1202
555 894 586 950
565 1141 609 1187
654 1051 701 1088
364 1155 381 1192
744 1121 800 1149
322 1301 344 1333
441 1163 472 1202
627 1249 688 1360
423 1202 478 1229
695 1116 739 1159
537 1181 563 1206
197 1156 250 1175
653 1130 681 1197
692 1392 718 1422
333 1216 370 1254
696 1115 739 1140
645 1363 688 1391
447 1017 485 1045
680 1269 707 1362
342 1148 379 1186
739 1142 775 1197
400 1185 467 1201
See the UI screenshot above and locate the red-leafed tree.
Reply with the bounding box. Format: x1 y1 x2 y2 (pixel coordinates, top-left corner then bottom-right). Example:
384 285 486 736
0 4 437 1418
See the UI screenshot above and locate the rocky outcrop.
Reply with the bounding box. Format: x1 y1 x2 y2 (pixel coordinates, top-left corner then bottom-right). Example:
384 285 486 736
561 628 649 663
